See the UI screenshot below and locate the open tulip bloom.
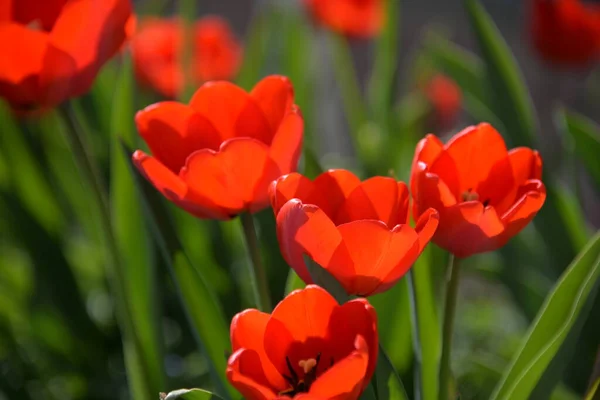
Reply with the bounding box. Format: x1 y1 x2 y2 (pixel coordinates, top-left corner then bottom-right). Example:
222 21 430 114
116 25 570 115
0 0 132 112
303 0 384 38
410 123 546 258
270 169 439 296
227 285 378 400
132 75 304 220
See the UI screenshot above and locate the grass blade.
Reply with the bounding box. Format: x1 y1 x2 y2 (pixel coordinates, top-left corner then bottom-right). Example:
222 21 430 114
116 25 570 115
491 231 600 400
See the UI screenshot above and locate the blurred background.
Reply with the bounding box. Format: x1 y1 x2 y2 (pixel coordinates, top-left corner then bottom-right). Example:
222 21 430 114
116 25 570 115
1 0 599 399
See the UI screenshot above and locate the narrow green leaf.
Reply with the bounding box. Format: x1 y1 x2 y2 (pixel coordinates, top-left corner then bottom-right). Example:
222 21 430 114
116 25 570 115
110 57 166 398
0 102 64 234
491 231 600 400
407 246 441 400
284 270 305 295
368 0 400 132
464 0 537 148
236 4 274 90
373 346 410 400
561 110 600 190
304 255 350 304
122 142 238 400
585 378 599 400
160 388 225 400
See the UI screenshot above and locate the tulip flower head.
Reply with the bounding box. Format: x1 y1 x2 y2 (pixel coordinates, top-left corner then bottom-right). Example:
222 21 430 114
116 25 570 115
410 123 546 258
531 0 600 66
270 170 439 296
133 75 303 220
227 285 378 400
303 0 384 38
130 16 242 98
0 0 132 112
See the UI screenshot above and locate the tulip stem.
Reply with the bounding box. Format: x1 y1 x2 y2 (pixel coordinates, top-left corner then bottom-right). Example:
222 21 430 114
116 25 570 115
240 213 272 311
438 254 461 400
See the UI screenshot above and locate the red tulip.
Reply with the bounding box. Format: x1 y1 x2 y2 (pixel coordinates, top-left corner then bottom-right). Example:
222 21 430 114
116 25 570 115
132 75 303 220
410 123 546 258
227 285 378 400
270 170 439 296
303 0 384 38
130 16 242 98
531 0 600 66
0 0 132 112
425 74 462 129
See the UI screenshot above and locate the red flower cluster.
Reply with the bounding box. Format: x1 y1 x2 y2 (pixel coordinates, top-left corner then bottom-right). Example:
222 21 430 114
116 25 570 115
227 285 378 400
411 123 546 258
270 170 439 296
303 0 384 38
132 75 303 219
531 0 600 66
130 16 242 98
0 0 132 112
425 74 462 129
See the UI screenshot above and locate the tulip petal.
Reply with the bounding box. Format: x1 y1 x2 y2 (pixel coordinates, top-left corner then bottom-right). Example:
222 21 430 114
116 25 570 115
309 335 370 399
327 300 378 387
336 177 407 227
429 123 510 197
415 208 440 253
135 102 222 173
411 134 444 193
313 169 362 222
336 220 420 296
231 310 287 391
250 75 295 136
50 0 131 96
270 173 319 216
181 138 281 214
412 162 457 220
227 349 278 400
435 201 505 258
269 106 304 175
499 180 546 246
275 199 354 287
132 150 230 219
0 24 48 106
11 0 67 30
189 81 272 144
264 285 338 379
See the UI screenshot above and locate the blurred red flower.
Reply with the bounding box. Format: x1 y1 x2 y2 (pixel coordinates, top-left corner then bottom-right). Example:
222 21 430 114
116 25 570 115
410 123 546 258
130 16 242 98
132 75 303 220
425 74 462 129
0 0 132 112
304 0 384 38
227 285 378 400
270 170 439 296
531 0 600 66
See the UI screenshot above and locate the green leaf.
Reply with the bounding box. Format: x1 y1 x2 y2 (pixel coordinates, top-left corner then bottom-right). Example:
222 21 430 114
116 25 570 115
160 388 225 400
407 246 442 400
491 231 600 400
304 255 350 304
585 378 600 400
464 0 537 148
236 4 274 90
284 270 305 295
122 142 238 400
110 57 166 398
373 346 410 400
561 110 600 191
368 0 400 133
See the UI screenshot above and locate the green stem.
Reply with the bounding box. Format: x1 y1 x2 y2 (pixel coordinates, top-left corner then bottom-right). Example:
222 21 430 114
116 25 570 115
438 255 461 400
406 270 423 400
240 213 272 311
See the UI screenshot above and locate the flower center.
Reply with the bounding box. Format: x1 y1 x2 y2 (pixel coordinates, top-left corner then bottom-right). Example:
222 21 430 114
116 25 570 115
461 188 490 207
279 353 333 397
